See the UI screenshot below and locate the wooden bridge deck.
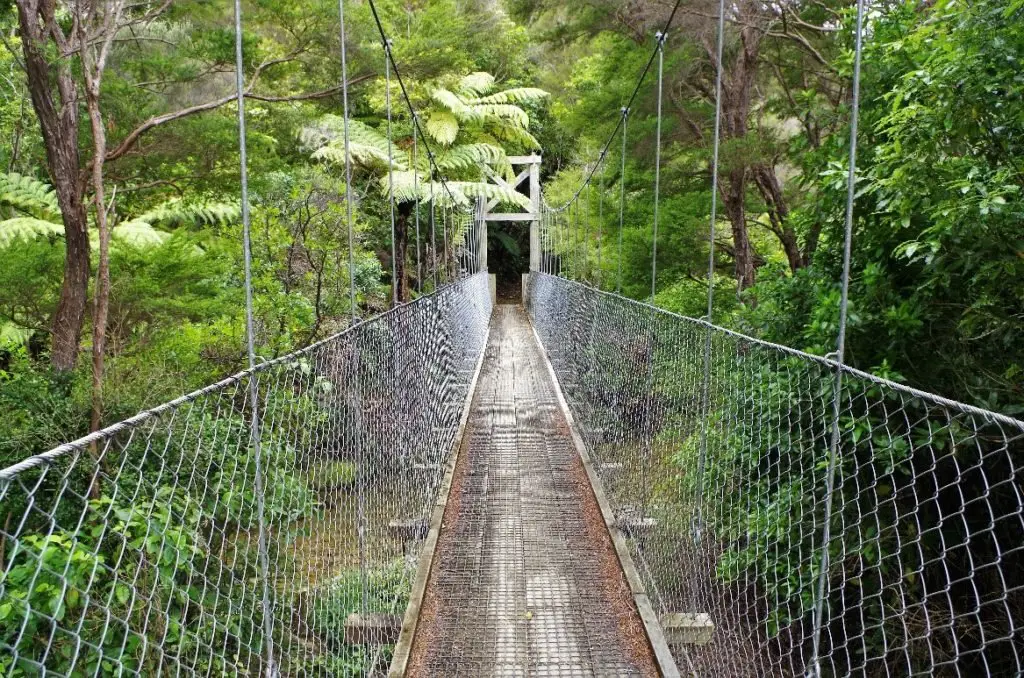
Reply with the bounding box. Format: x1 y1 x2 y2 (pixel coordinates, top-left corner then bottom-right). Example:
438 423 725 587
406 305 657 677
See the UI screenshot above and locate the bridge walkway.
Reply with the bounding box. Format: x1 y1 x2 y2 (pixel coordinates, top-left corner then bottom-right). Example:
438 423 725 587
406 305 658 677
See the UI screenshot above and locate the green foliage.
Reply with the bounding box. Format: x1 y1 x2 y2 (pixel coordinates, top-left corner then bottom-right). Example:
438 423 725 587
0 173 60 220
750 0 1024 414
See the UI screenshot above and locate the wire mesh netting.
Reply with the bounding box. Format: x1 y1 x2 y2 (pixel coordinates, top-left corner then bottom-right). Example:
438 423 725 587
528 272 1024 677
0 271 491 676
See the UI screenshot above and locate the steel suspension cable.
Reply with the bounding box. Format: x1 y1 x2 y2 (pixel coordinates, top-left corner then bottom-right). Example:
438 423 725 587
584 176 591 281
335 0 368 631
430 176 437 289
810 0 866 674
650 33 665 303
365 0 461 207
413 117 422 293
694 0 727 548
549 0 683 212
337 0 358 324
384 41 398 306
618 108 628 294
597 154 605 288
231 0 275 673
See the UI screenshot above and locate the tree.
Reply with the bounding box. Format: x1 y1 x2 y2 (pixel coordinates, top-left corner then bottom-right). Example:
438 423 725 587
302 71 546 302
10 0 372 371
516 0 843 291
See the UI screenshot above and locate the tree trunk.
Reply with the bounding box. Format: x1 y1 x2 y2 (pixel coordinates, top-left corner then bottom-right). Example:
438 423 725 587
16 0 90 372
724 168 756 291
395 202 412 303
83 73 114 435
752 164 805 271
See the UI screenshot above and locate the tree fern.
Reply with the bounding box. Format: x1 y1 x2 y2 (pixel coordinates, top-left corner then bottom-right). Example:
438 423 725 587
466 88 549 106
135 200 239 229
458 72 496 97
472 104 530 128
0 173 60 220
435 143 510 175
0 217 63 246
426 111 460 146
431 89 481 122
0 321 34 349
105 221 173 248
448 181 531 210
304 118 405 170
490 123 542 151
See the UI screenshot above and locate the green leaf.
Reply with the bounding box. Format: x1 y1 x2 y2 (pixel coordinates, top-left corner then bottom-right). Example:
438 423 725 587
0 217 63 247
492 230 521 256
458 72 496 96
426 111 460 146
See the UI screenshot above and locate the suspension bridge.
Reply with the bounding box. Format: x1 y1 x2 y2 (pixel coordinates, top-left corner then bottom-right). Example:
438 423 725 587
2 0 1023 676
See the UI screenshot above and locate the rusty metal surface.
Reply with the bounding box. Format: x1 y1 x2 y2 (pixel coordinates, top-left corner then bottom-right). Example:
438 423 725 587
409 305 655 677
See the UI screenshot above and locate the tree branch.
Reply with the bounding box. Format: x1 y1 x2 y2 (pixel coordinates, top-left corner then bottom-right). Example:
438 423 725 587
106 71 375 162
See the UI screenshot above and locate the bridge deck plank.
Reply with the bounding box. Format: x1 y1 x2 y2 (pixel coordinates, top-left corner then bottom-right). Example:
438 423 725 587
406 305 657 677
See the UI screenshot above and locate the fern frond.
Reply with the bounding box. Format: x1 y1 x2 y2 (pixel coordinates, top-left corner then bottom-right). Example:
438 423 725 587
109 221 173 248
380 170 432 203
0 321 33 348
458 72 496 97
466 87 549 106
136 200 239 229
0 217 63 246
492 229 522 256
449 181 531 210
301 118 393 157
0 173 60 221
472 104 530 128
432 89 482 122
426 111 460 146
434 143 509 174
306 117 405 170
490 123 542 151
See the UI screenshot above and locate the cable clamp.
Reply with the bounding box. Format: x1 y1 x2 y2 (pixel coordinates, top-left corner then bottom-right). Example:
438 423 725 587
655 30 667 45
621 106 630 118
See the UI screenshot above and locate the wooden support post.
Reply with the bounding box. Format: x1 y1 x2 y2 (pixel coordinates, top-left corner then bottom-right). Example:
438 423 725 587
616 505 657 538
529 160 540 272
387 517 428 541
344 613 402 645
476 197 487 272
660 612 715 645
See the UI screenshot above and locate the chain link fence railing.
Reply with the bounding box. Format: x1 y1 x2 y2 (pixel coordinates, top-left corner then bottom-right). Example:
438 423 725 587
528 272 1024 677
0 271 491 677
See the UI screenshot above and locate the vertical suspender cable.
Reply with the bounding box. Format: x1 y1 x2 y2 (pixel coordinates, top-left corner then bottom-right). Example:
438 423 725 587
640 31 667 524
232 2 275 674
597 155 604 289
650 33 665 303
585 178 592 282
442 204 449 281
336 0 368 629
618 108 628 294
338 0 358 324
540 208 546 275
430 178 437 289
693 0 726 547
413 119 422 293
384 40 398 306
810 0 865 674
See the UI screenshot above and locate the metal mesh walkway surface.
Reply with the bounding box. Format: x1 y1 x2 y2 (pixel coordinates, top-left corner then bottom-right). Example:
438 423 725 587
407 305 658 677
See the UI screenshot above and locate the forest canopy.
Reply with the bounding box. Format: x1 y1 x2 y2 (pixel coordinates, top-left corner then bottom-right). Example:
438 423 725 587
1 0 1021 458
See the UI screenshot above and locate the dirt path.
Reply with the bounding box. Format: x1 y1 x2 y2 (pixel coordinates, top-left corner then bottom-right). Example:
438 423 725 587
407 305 657 677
